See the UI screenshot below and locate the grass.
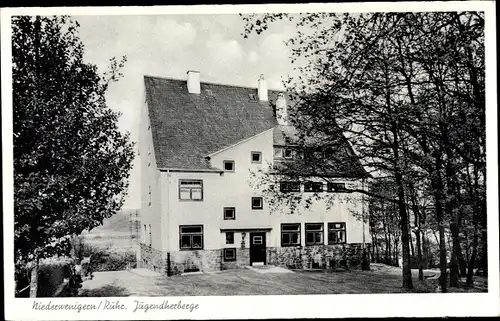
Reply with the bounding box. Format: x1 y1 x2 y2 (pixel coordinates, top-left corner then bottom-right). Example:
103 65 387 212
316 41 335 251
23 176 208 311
80 264 488 297
81 209 139 253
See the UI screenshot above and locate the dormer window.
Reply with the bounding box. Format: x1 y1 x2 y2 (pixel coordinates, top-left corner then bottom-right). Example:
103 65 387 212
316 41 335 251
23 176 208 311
223 160 235 172
204 89 214 97
274 147 294 159
248 93 257 101
304 181 324 192
283 148 293 159
327 183 349 192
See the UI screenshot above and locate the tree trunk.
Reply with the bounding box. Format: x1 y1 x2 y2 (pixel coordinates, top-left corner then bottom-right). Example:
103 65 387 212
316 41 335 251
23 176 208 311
394 154 413 289
466 232 478 286
458 247 467 277
449 221 460 287
432 157 448 293
29 259 39 298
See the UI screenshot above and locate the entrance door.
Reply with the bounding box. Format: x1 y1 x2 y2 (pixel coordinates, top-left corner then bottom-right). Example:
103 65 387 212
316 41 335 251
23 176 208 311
249 232 266 265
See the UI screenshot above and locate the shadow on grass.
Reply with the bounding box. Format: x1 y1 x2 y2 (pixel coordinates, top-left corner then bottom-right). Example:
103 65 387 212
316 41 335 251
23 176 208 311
79 285 130 297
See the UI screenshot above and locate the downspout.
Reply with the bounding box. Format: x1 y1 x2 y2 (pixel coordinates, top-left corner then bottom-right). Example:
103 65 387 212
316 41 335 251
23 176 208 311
166 169 172 276
362 178 366 247
361 177 369 270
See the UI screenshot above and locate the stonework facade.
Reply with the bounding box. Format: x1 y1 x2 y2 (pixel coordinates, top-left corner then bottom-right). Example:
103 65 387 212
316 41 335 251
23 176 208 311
140 242 369 275
267 243 369 270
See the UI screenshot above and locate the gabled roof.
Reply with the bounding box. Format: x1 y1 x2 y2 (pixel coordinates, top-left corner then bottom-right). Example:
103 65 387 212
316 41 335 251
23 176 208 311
273 124 369 178
144 75 368 178
144 75 280 169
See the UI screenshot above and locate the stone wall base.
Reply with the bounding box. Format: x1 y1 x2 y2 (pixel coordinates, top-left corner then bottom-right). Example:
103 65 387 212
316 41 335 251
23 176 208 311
139 243 370 275
268 244 370 270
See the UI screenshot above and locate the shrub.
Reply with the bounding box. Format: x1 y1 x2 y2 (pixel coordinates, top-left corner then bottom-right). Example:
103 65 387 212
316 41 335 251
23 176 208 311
15 256 75 297
81 242 136 272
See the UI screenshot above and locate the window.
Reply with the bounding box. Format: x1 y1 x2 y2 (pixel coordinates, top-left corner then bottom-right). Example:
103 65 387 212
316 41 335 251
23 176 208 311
204 89 214 96
281 223 301 246
305 223 324 245
304 181 324 192
253 236 263 244
148 147 151 167
148 185 152 206
274 147 283 158
223 248 236 261
251 197 263 210
143 224 147 244
223 160 235 172
179 180 203 200
328 223 346 244
226 232 234 244
251 151 262 164
248 93 257 101
280 181 301 193
223 207 236 220
327 183 349 192
283 148 293 159
179 225 203 250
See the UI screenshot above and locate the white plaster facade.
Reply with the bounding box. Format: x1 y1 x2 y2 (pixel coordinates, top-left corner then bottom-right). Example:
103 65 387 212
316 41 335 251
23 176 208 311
139 74 371 272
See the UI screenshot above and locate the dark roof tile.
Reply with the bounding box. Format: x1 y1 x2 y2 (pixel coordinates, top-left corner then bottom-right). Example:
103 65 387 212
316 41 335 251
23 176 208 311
144 76 279 169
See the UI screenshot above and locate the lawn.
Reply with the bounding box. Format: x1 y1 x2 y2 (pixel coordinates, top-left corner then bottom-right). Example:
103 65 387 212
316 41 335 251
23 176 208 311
78 264 487 297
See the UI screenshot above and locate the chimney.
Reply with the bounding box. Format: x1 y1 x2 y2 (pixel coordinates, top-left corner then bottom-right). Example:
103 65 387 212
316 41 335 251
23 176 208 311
257 74 268 101
276 92 288 125
187 70 200 94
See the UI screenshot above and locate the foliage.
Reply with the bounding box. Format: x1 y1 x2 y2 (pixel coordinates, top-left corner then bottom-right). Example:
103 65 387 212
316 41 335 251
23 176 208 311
12 15 134 294
241 11 486 292
81 242 137 272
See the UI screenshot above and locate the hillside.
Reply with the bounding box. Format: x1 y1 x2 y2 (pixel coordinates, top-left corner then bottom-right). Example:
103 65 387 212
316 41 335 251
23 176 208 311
81 209 140 252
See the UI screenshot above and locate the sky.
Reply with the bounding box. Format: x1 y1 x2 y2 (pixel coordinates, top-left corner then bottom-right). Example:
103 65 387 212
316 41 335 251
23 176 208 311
74 14 297 210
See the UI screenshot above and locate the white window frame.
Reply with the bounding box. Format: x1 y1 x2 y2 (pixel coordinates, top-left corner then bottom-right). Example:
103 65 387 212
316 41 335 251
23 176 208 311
251 151 262 164
305 223 324 245
223 207 236 220
251 197 263 210
179 225 204 250
223 160 235 172
179 180 203 201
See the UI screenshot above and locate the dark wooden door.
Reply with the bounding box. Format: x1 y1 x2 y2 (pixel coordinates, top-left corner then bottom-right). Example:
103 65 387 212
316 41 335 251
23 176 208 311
250 232 266 265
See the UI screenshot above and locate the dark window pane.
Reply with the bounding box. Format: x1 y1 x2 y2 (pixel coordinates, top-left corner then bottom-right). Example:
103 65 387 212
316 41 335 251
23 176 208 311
252 152 261 162
181 226 202 233
282 233 290 245
315 232 323 243
224 161 234 171
282 224 300 231
291 233 299 244
226 232 234 244
224 249 236 260
180 235 191 248
306 232 314 244
252 197 263 209
192 235 203 248
306 223 323 231
224 208 235 219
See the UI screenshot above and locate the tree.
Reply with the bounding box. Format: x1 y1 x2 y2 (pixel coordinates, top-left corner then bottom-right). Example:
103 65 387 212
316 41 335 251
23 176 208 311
13 16 134 297
242 11 485 292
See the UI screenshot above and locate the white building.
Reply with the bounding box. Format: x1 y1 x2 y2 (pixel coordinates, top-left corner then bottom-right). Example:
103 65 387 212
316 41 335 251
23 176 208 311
139 71 371 275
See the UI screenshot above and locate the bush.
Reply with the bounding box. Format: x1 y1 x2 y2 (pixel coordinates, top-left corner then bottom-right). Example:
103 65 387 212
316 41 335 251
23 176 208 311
81 243 136 272
15 257 75 297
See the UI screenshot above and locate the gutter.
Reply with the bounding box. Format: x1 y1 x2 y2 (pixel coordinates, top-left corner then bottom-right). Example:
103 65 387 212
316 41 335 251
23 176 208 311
158 167 223 174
